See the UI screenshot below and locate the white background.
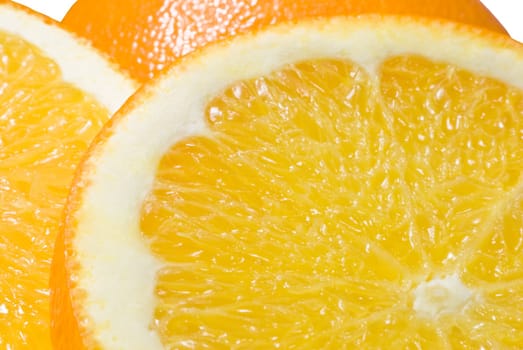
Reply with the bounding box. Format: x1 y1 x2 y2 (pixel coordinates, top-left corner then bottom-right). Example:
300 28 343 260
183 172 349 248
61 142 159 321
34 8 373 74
11 0 523 43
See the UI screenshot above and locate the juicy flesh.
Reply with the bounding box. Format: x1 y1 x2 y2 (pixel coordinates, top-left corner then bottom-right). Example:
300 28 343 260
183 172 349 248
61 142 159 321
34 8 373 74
0 31 109 349
140 57 523 348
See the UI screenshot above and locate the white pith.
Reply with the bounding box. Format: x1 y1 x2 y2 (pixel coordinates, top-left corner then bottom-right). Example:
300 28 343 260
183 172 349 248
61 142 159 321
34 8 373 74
70 18 523 349
413 275 474 318
0 3 137 114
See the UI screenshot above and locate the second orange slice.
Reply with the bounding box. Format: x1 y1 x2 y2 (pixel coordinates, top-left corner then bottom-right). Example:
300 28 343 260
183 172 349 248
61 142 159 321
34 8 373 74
0 2 136 348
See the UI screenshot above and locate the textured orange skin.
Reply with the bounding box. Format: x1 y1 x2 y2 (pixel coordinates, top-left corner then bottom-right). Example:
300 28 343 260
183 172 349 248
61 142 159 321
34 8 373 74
50 219 85 350
62 0 506 83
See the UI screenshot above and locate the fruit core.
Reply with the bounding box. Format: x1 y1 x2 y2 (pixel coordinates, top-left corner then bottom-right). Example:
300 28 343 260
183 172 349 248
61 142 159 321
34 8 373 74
413 275 474 318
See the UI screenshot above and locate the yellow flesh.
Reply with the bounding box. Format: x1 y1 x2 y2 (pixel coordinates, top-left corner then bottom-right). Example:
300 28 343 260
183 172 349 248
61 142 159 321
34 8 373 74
0 31 109 349
140 57 523 348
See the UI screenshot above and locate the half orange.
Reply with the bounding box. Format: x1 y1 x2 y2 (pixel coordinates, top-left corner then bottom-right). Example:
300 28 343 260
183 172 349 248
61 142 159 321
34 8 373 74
52 16 523 349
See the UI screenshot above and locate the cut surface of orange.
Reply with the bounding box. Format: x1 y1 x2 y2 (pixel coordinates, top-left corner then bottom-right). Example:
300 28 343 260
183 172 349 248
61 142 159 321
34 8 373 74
52 17 523 349
62 0 506 82
0 2 136 349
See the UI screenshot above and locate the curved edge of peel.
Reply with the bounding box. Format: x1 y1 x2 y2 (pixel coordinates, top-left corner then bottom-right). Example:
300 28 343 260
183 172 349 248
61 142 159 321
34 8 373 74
50 216 88 350
54 15 523 349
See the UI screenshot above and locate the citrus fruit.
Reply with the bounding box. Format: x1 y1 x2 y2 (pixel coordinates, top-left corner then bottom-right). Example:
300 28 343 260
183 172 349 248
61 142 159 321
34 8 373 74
61 0 506 83
51 16 523 349
0 2 137 349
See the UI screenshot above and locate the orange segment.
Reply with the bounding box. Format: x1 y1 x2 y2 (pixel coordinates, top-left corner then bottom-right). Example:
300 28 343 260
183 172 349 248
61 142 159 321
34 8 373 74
381 56 523 270
62 0 506 82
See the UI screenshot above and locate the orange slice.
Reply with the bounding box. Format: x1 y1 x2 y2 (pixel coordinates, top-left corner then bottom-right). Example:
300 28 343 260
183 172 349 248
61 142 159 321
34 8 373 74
0 2 137 348
62 0 506 82
52 17 523 349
